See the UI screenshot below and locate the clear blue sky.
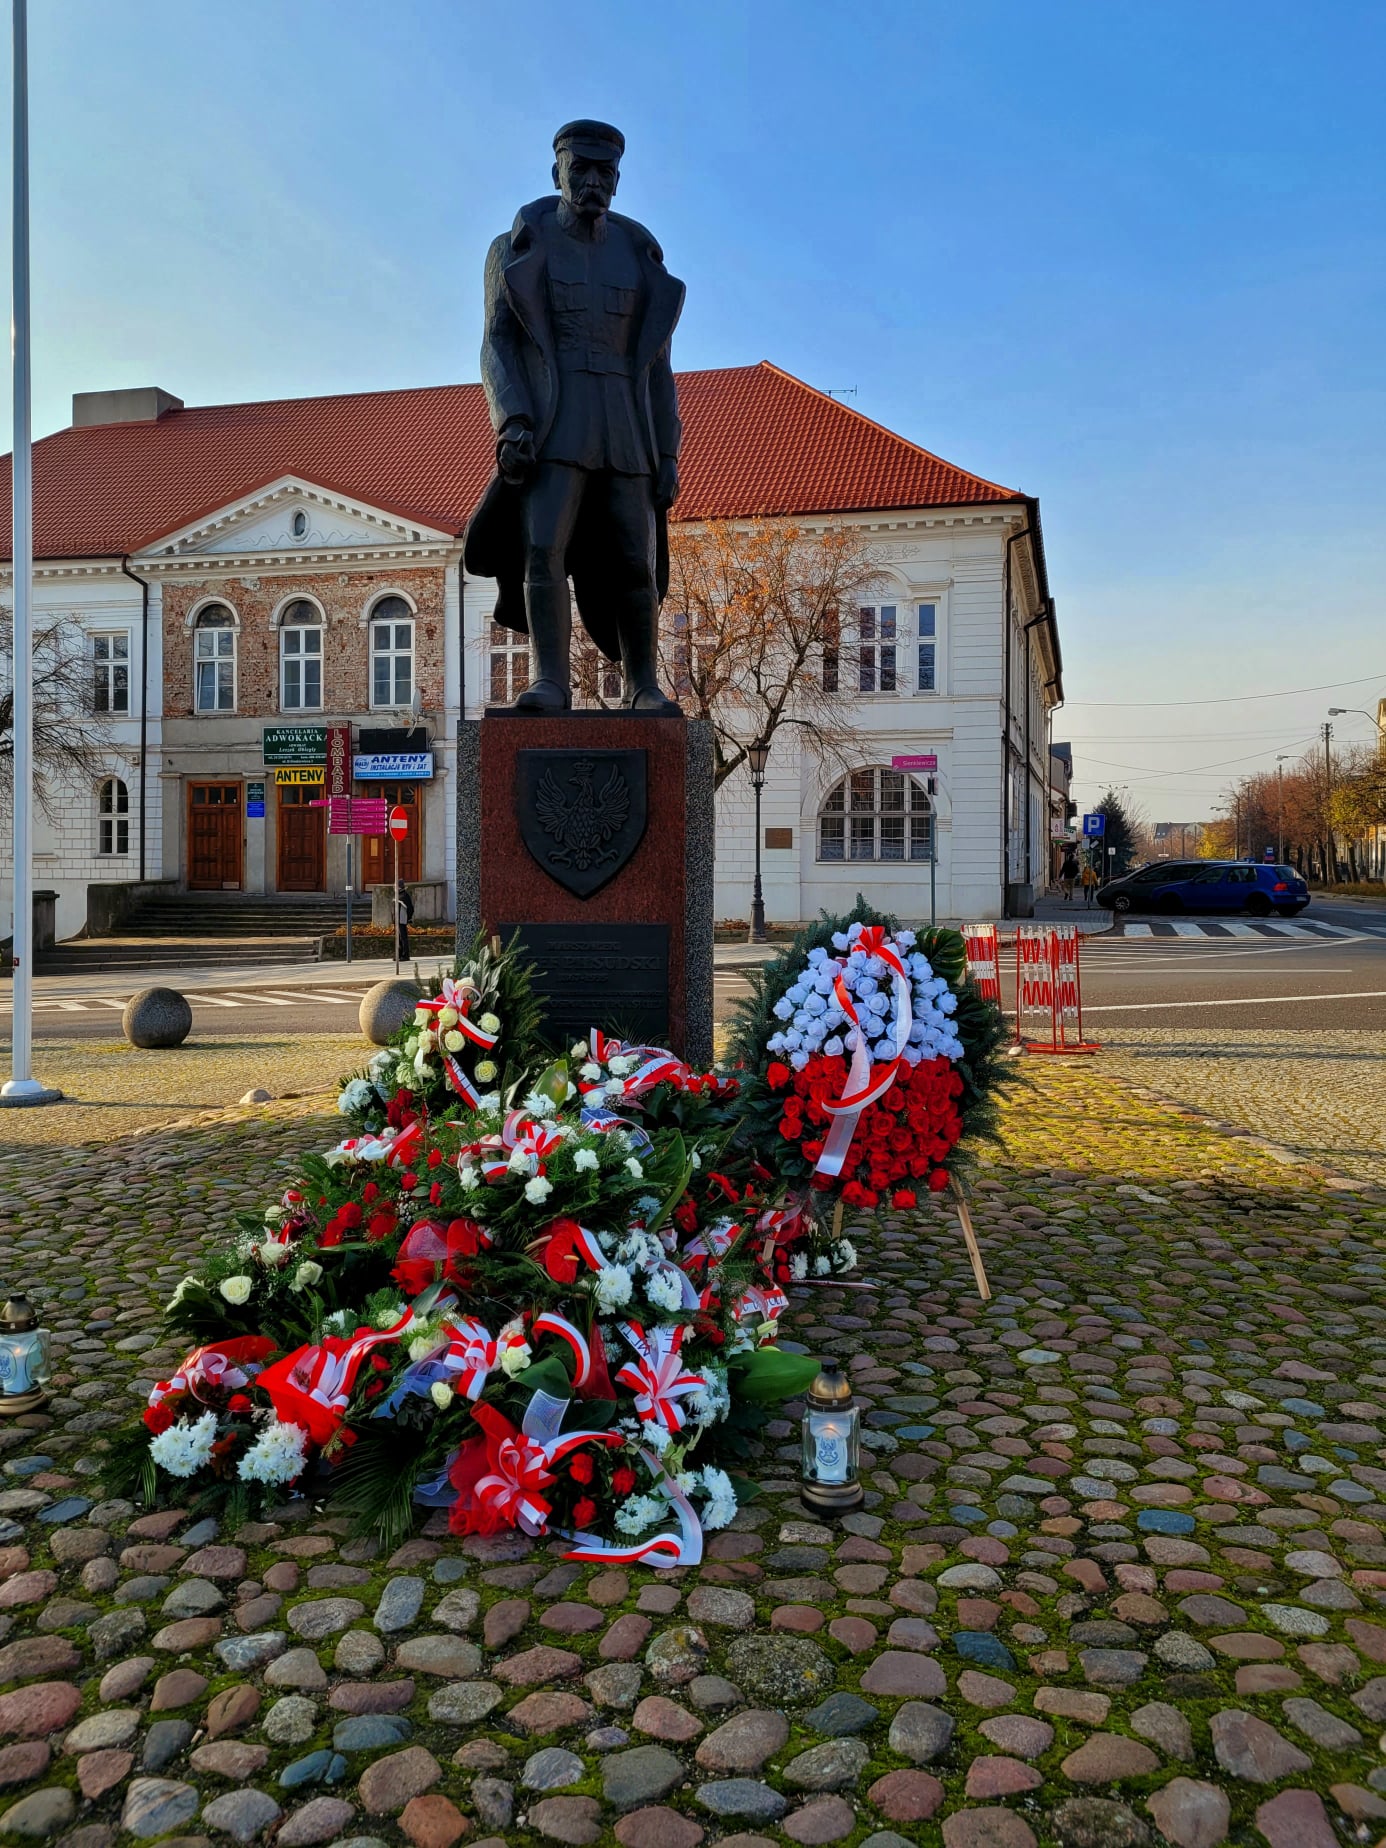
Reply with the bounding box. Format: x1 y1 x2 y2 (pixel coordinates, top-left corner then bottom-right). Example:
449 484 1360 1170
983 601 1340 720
5 0 1384 821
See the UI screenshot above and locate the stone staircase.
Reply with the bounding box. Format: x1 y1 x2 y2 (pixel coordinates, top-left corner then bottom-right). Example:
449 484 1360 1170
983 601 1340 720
34 893 352 975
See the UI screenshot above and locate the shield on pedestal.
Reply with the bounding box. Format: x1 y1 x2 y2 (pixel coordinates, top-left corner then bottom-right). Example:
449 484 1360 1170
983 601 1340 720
515 749 649 898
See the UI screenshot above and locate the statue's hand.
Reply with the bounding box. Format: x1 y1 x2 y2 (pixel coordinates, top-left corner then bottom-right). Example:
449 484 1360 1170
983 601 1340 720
654 456 680 511
498 427 536 485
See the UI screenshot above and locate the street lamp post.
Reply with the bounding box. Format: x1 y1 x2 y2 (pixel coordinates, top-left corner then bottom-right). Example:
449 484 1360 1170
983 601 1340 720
1 0 59 1109
1276 754 1294 865
747 739 770 945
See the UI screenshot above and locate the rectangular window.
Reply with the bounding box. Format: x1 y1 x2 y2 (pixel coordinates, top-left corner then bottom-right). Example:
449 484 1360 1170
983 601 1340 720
856 606 897 693
281 627 322 711
917 603 937 691
194 629 235 712
372 620 413 708
92 632 130 715
818 780 845 860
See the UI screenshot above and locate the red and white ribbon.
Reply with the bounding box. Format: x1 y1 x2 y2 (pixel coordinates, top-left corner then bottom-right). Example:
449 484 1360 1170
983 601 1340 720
459 1111 562 1185
469 1402 622 1537
148 1336 275 1412
584 1032 689 1099
814 925 913 1181
532 1310 595 1389
417 978 499 1049
333 1121 425 1169
257 1308 415 1445
733 1283 789 1334
615 1322 704 1433
561 1445 704 1568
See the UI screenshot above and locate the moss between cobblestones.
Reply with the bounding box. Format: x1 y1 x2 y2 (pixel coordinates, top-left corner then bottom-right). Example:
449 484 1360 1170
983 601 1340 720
0 1047 1384 1847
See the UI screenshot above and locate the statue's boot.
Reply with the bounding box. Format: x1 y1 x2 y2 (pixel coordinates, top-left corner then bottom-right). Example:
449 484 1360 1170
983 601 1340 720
513 583 572 713
619 610 683 717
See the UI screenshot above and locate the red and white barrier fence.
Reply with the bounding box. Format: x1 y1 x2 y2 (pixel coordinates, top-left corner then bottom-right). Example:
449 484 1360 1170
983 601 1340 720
962 923 1002 1005
1012 923 1100 1055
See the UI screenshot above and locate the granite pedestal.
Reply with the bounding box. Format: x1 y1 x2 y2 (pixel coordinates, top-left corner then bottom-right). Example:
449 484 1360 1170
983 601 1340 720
457 714 714 1065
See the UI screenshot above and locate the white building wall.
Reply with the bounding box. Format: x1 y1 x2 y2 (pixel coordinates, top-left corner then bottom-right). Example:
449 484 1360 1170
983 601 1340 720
459 507 1051 928
0 567 164 943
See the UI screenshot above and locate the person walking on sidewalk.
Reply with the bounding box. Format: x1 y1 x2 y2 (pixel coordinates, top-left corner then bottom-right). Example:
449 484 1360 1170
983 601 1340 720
1081 861 1099 907
1060 848 1079 902
395 884 415 961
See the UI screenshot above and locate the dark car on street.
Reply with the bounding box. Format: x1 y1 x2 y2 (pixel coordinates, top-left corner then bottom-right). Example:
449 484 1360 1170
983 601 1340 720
1097 860 1310 917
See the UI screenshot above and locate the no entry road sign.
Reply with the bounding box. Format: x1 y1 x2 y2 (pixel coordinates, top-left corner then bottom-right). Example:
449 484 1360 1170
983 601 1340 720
388 805 409 842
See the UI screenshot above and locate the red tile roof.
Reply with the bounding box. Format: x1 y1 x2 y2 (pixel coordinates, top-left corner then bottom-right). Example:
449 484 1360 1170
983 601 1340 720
0 360 1020 562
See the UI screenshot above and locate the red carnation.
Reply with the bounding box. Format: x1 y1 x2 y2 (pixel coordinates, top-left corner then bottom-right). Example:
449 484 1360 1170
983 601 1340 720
362 1183 379 1204
612 1466 636 1496
338 1202 363 1229
143 1402 175 1435
427 1148 444 1170
366 1211 397 1242
429 1181 444 1205
928 1168 950 1192
572 1497 597 1528
568 1452 594 1485
227 1393 253 1414
892 1189 917 1210
371 1353 393 1372
318 1221 344 1249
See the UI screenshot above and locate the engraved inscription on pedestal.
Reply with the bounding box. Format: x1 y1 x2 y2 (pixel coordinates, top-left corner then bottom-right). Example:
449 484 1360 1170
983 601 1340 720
504 922 668 1044
515 748 649 899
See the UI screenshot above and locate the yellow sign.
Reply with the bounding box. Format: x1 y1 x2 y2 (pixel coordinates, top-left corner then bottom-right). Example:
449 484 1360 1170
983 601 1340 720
273 766 325 787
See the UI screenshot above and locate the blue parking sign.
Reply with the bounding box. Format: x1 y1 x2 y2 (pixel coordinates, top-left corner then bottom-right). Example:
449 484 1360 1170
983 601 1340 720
1082 813 1105 838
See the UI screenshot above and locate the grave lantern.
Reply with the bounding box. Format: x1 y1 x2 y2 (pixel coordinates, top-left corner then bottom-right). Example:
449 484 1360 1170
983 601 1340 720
0 1295 51 1414
800 1356 863 1515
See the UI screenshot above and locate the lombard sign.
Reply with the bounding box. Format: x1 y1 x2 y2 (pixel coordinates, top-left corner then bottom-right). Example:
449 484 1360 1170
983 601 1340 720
353 752 433 781
263 724 327 767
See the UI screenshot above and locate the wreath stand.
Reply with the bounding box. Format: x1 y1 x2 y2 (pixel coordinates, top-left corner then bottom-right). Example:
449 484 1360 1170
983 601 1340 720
948 1175 991 1302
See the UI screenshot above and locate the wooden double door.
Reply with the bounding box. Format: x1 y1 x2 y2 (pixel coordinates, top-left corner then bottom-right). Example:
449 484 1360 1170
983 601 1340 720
187 783 242 890
360 781 421 888
277 784 326 892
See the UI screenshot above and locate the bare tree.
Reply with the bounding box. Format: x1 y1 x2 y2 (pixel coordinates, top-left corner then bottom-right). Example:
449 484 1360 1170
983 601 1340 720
0 609 117 820
576 519 884 790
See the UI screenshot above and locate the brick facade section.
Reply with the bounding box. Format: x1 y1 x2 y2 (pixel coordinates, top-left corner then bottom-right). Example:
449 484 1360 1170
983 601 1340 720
162 566 447 720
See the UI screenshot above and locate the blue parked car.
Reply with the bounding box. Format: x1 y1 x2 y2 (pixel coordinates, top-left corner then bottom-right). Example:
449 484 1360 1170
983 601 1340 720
1097 860 1310 917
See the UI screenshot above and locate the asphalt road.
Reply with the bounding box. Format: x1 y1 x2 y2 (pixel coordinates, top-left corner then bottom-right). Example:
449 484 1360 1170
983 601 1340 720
1066 894 1386 1032
3 895 1384 1042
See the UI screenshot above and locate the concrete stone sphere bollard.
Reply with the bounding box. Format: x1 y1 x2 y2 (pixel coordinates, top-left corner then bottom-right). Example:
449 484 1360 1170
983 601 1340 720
359 977 423 1046
122 987 193 1049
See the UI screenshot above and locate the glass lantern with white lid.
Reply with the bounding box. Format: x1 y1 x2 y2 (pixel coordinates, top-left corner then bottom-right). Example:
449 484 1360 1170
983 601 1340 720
0 1295 51 1414
800 1356 863 1515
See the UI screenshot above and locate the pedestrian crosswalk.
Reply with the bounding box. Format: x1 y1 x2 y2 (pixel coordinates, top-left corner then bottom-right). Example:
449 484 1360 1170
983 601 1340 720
0 985 375 1015
1120 919 1363 940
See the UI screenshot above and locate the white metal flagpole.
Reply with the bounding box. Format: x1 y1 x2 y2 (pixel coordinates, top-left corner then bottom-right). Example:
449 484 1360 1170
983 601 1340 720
3 0 59 1107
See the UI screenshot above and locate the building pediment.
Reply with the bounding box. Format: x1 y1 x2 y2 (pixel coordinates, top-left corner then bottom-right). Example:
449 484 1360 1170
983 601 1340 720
134 477 455 566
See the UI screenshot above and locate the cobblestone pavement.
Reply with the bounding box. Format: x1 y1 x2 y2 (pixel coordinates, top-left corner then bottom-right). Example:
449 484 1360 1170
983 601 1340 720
2 1063 1386 1848
1097 1028 1386 1183
0 1037 366 1154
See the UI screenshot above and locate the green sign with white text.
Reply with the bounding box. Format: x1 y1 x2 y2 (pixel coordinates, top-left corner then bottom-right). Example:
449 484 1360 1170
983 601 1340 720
263 725 327 767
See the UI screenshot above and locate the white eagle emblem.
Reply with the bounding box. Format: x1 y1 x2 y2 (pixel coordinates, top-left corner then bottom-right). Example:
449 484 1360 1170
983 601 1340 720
535 757 632 872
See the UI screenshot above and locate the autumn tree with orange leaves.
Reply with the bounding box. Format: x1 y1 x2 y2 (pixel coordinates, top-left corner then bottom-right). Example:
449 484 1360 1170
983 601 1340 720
653 519 884 789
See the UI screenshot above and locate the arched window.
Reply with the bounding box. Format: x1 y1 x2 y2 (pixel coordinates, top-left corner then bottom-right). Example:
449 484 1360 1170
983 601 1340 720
193 604 236 713
370 595 413 708
818 767 933 863
97 776 129 855
280 599 323 711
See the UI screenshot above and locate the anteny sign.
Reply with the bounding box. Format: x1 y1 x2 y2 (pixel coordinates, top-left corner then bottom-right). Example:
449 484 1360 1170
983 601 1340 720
273 766 324 787
264 725 327 767
353 752 433 781
515 748 648 899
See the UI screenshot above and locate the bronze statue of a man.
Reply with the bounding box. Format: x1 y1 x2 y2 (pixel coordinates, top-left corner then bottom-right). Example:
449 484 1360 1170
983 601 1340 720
464 121 686 715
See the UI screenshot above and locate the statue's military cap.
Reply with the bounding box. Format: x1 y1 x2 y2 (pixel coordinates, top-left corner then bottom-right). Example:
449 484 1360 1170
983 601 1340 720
553 119 625 160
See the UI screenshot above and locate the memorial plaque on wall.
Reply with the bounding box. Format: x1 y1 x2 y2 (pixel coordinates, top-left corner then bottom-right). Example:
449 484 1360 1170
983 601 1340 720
503 921 669 1044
